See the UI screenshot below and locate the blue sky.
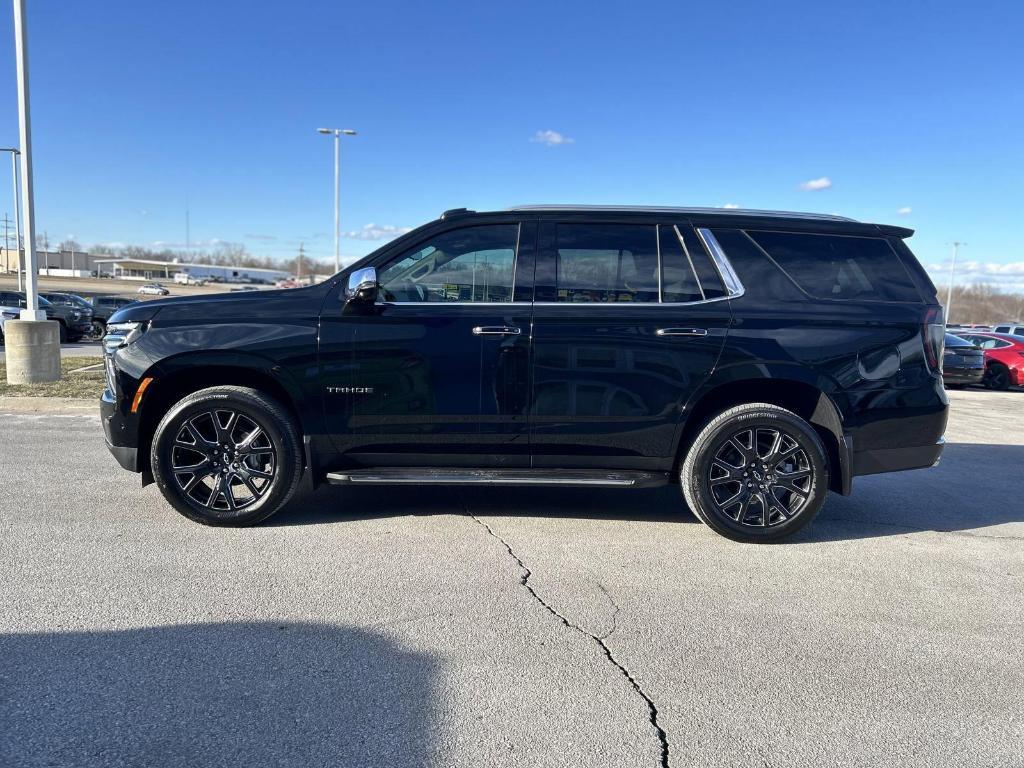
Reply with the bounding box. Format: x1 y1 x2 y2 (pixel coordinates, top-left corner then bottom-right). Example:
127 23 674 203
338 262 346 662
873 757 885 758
0 0 1021 286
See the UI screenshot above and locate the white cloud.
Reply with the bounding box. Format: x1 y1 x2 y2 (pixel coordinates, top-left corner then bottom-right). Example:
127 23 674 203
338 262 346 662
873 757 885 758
897 206 912 215
799 176 833 191
721 203 740 209
531 129 575 147
344 223 413 242
926 260 1024 293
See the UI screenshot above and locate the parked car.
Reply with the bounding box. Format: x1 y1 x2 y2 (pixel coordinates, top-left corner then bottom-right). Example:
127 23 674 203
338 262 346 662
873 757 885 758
0 303 20 342
40 292 98 340
0 290 92 342
100 205 948 543
138 283 170 296
992 322 1024 336
89 296 138 339
955 332 1024 390
942 333 985 387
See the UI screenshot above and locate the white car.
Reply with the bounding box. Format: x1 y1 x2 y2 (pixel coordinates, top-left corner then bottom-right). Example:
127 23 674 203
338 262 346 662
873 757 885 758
137 283 170 296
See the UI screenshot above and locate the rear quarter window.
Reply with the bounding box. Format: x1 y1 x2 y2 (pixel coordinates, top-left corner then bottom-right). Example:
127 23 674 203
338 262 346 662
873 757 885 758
747 231 922 303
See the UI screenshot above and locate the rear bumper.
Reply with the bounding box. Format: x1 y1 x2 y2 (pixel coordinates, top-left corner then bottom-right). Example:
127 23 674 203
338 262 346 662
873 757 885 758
943 366 985 385
851 438 945 477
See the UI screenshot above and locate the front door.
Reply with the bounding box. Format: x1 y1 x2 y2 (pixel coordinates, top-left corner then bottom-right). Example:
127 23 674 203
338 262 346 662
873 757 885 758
320 219 535 467
529 219 732 470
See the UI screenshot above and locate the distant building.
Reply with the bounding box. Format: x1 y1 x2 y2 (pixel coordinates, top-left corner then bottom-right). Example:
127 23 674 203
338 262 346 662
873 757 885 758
91 258 291 284
1 247 106 276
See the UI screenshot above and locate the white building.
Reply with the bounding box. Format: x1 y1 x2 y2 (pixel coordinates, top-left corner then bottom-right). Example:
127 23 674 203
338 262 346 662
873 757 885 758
91 258 291 284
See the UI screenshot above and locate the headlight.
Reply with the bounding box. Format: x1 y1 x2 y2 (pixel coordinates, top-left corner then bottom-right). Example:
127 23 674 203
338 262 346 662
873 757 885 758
103 321 146 353
71 310 82 320
1 310 18 320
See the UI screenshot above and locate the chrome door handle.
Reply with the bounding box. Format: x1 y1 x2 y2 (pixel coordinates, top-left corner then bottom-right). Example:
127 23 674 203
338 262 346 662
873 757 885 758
656 327 708 337
472 326 521 336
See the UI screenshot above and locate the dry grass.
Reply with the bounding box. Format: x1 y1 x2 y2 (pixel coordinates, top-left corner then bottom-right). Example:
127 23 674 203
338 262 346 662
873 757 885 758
0 355 105 398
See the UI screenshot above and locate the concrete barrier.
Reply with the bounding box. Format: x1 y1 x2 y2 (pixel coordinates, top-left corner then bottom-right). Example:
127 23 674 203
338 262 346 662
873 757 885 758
4 320 61 384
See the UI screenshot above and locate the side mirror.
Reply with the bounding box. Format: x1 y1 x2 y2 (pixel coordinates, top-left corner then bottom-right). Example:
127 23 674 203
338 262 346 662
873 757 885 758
345 267 379 304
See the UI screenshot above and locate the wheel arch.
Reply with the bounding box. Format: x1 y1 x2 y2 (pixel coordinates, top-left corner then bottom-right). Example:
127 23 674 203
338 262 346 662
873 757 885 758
135 352 308 477
675 371 850 494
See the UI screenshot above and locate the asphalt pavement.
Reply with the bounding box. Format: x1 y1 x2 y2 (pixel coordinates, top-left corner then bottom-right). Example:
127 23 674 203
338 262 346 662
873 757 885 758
0 341 102 359
1 389 1021 767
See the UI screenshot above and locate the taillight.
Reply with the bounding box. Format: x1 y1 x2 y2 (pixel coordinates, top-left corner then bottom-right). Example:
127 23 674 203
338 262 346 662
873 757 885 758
923 307 945 373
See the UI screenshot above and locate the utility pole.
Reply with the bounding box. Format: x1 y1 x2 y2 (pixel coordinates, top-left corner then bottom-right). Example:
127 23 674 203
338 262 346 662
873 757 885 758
7 0 60 385
296 242 304 283
945 241 966 323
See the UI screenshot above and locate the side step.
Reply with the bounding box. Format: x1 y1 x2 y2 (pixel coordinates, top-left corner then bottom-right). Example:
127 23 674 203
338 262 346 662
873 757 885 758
325 468 668 488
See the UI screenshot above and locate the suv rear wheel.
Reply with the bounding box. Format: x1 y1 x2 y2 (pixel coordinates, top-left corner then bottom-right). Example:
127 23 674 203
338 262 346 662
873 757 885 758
150 386 303 526
681 403 828 543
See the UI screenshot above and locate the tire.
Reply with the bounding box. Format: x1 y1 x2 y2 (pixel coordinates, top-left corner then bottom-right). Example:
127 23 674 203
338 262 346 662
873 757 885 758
680 403 829 543
150 386 303 526
86 319 105 341
984 363 1010 391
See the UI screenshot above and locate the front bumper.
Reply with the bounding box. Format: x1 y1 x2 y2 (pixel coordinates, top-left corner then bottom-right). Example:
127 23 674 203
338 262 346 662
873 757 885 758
105 440 138 471
851 438 945 477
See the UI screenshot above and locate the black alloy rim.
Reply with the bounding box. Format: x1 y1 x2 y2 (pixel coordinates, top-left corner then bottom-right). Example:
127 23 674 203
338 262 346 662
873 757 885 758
706 427 813 528
170 409 276 512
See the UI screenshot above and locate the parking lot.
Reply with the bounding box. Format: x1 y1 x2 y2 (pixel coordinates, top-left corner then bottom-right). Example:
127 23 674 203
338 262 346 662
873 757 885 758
1 388 1021 768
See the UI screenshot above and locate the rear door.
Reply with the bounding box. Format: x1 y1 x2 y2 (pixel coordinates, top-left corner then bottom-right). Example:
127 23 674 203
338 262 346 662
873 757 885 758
320 219 536 467
529 219 733 470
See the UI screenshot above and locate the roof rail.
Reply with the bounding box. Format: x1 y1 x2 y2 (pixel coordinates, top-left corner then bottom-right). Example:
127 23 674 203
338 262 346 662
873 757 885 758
440 207 474 220
505 204 858 223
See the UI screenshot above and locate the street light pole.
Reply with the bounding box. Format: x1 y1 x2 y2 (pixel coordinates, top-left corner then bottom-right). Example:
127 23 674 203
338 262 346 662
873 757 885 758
12 0 42 320
317 127 357 274
945 241 965 323
0 148 22 290
6 0 59 386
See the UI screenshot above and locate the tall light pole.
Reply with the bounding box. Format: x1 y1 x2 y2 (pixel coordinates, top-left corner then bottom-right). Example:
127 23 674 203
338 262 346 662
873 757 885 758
945 241 966 323
0 148 21 290
317 127 356 274
7 0 59 386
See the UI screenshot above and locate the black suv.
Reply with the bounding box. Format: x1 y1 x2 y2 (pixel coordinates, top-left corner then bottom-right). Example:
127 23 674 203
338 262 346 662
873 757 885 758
100 206 948 542
0 290 93 342
89 295 137 337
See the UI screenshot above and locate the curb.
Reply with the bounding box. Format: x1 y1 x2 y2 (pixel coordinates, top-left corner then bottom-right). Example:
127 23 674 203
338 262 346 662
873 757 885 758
0 396 96 414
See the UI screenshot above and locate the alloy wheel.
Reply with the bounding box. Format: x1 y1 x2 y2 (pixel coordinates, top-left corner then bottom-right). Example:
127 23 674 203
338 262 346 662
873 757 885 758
707 427 813 528
170 409 276 512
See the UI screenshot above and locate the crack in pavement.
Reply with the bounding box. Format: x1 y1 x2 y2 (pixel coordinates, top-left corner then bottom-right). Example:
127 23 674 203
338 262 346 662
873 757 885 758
593 579 620 640
467 512 671 768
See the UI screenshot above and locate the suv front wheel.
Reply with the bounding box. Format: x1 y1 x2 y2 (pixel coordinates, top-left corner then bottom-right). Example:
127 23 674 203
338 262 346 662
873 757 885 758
151 386 303 526
681 403 828 543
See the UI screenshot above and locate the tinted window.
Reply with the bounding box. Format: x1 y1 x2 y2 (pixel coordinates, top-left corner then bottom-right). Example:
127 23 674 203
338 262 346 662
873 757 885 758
747 231 921 302
657 226 702 303
378 224 519 303
658 225 727 302
945 334 971 347
553 224 658 303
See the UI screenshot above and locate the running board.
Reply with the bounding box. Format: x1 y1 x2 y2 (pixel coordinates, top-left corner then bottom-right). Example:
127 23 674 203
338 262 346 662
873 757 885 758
325 468 668 488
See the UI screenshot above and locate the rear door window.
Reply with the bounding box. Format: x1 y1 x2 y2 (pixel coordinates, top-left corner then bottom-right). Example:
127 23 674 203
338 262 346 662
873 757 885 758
552 224 659 303
747 231 921 302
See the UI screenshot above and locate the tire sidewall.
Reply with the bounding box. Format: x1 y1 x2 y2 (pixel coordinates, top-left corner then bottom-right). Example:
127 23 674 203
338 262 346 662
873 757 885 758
151 388 301 526
684 407 828 542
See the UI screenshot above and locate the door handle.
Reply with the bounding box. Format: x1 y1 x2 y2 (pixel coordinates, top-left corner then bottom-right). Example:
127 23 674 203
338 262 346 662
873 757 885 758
472 326 521 336
656 327 708 337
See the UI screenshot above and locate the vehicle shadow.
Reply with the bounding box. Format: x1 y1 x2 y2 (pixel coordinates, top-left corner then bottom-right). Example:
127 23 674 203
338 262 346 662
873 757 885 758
0 622 436 768
275 442 1024 541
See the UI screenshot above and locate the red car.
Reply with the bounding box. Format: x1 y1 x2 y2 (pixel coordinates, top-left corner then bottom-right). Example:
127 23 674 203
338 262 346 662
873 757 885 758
958 332 1024 390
